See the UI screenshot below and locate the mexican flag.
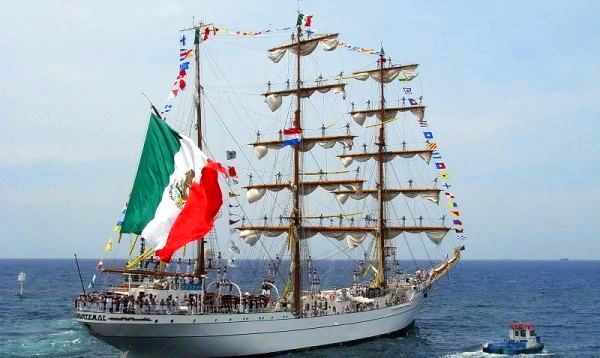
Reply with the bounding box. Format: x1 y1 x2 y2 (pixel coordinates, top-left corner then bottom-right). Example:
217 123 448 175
121 113 224 262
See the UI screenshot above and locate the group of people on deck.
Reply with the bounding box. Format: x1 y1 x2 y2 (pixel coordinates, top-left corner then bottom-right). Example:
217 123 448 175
75 292 199 315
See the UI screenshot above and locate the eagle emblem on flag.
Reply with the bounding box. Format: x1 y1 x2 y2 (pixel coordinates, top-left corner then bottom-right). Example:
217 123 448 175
169 169 196 208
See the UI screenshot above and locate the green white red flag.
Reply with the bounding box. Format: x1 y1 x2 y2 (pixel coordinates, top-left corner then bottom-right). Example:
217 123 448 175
121 113 224 262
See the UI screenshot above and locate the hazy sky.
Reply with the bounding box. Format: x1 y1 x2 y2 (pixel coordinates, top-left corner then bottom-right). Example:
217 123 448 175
1 1 598 260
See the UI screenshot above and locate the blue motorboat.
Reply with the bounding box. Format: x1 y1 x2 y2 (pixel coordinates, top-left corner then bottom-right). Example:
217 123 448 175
483 323 544 355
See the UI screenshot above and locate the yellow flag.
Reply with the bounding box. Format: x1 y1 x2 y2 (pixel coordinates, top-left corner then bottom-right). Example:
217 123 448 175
112 225 121 233
439 172 449 179
104 238 113 252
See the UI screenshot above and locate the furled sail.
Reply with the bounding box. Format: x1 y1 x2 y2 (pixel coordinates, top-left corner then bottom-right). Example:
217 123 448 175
338 149 433 167
267 34 340 63
333 188 441 204
384 226 451 245
237 225 450 247
352 64 419 84
245 179 365 203
264 83 346 112
350 105 426 125
252 135 356 159
238 225 371 249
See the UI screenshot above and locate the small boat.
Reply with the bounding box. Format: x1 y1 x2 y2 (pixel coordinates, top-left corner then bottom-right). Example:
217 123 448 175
483 323 544 355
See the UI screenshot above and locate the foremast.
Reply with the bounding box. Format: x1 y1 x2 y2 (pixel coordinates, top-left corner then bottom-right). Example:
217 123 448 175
182 21 211 278
194 25 205 279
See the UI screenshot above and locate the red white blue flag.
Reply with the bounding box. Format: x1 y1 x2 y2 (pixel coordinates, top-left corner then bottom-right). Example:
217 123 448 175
283 128 303 146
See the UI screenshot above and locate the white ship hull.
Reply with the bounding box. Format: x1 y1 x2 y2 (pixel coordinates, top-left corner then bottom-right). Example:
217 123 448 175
77 291 425 357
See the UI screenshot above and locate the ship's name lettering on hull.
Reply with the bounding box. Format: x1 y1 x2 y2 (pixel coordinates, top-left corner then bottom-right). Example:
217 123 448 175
77 313 106 321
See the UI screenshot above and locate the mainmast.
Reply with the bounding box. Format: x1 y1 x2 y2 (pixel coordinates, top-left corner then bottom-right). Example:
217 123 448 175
292 24 303 315
376 51 387 287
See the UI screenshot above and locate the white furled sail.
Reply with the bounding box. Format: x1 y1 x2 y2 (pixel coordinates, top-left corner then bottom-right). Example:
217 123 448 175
267 34 339 63
338 149 433 167
385 227 450 245
349 104 426 124
263 83 347 112
236 225 451 247
244 179 365 203
352 64 419 83
333 188 441 204
252 135 355 159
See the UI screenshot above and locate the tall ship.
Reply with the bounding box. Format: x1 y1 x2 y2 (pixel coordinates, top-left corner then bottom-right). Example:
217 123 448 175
75 13 466 357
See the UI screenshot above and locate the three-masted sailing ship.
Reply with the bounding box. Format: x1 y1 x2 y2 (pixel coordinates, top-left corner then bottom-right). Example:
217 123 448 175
75 15 464 357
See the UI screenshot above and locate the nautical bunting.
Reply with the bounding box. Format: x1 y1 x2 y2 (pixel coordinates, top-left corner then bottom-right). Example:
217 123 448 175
337 41 380 56
105 238 113 252
422 112 467 241
226 150 237 160
88 274 96 289
209 25 295 38
180 49 193 61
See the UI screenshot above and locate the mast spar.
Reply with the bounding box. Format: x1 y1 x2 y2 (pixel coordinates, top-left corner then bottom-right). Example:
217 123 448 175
292 24 302 316
182 21 212 278
377 50 387 287
194 24 204 278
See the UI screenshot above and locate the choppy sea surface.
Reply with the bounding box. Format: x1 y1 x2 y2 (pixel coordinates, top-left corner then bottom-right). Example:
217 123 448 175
0 259 598 357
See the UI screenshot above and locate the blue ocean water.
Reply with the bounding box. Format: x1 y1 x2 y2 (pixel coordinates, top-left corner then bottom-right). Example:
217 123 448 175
0 259 598 357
